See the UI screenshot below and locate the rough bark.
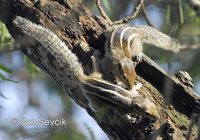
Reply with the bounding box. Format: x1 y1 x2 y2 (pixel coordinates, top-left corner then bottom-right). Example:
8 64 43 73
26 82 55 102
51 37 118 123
0 0 199 139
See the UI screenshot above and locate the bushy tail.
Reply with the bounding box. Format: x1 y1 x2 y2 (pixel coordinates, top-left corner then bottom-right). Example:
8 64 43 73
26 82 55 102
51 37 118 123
13 16 85 79
136 25 180 53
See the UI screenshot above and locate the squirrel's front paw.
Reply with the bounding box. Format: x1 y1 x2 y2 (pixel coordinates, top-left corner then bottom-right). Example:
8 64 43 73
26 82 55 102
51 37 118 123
129 82 143 97
133 82 143 90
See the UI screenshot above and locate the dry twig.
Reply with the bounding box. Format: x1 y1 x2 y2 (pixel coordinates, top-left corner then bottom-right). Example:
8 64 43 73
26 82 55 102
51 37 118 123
96 0 144 25
113 0 144 24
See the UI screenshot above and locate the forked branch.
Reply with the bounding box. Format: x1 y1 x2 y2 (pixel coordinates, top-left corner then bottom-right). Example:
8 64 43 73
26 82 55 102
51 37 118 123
96 0 144 25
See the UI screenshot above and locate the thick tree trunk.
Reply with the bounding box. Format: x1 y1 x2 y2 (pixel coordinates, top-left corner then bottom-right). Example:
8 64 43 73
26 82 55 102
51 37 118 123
0 0 199 139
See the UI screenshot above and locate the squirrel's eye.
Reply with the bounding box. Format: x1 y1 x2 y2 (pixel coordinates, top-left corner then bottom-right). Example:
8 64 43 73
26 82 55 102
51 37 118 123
117 64 122 71
122 75 126 80
109 72 115 79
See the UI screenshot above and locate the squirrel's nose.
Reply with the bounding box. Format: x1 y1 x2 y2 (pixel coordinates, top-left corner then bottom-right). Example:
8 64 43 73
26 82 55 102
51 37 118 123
132 56 142 63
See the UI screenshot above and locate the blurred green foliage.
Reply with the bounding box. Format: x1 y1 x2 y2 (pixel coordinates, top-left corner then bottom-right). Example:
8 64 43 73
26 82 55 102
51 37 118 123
0 22 14 82
24 56 41 76
49 129 86 140
0 22 13 44
0 21 40 80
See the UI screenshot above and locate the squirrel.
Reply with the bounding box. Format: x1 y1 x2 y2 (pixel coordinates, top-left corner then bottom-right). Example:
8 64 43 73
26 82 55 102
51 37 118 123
13 16 159 118
96 24 180 90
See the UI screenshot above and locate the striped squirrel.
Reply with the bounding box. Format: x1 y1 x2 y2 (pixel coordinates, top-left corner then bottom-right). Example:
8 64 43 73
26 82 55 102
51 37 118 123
96 24 180 90
13 16 159 118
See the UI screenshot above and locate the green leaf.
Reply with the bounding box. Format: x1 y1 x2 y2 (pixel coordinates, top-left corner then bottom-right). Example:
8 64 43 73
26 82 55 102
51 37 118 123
0 21 13 45
24 56 41 76
0 72 18 83
178 0 184 24
169 23 179 36
0 23 7 43
0 64 12 74
166 4 171 25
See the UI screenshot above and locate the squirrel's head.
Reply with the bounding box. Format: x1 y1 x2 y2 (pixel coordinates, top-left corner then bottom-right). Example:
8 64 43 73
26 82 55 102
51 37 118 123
114 57 136 89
